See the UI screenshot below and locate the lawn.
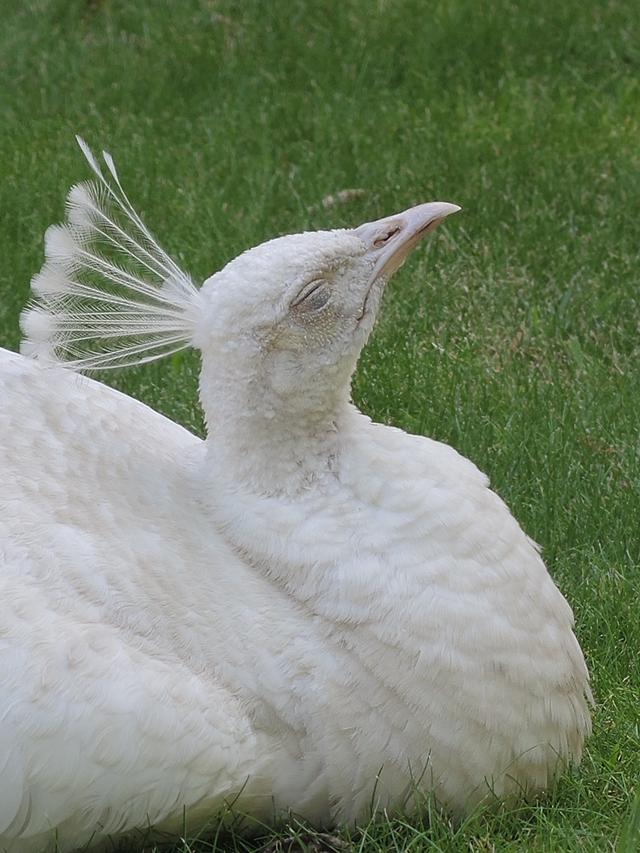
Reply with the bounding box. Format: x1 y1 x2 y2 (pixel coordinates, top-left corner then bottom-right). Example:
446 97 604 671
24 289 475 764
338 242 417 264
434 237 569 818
1 0 639 850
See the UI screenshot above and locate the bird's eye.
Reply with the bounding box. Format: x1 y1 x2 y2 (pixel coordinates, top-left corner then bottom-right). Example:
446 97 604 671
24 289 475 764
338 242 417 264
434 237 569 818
291 279 331 312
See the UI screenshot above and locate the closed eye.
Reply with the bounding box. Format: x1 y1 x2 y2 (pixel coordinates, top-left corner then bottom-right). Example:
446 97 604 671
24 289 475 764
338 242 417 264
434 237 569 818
291 279 331 311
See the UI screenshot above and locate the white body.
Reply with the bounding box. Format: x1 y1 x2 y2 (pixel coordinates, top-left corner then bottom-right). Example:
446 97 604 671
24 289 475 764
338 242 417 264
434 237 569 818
0 149 590 852
0 350 589 852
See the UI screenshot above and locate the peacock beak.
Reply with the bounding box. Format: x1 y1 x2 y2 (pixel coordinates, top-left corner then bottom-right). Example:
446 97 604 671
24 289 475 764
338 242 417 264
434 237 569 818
354 201 460 284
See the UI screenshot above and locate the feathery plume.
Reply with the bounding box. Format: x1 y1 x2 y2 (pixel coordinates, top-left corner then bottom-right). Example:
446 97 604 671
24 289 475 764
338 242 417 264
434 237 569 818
20 137 203 371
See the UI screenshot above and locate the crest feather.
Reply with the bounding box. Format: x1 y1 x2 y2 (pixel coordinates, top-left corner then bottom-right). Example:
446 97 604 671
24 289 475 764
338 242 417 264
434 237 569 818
20 137 203 371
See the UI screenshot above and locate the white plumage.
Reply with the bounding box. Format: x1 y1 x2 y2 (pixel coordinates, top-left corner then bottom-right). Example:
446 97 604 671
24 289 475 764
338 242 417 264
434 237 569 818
0 141 591 853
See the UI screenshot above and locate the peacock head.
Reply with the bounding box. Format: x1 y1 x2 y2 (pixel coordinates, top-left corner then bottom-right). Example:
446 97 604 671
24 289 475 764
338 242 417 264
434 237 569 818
194 203 459 419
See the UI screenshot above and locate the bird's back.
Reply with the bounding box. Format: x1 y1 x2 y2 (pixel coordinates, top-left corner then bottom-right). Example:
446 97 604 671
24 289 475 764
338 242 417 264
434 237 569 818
0 350 324 851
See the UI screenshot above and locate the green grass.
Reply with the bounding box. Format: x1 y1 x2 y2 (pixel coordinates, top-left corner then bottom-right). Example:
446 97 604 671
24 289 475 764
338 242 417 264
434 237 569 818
1 0 640 849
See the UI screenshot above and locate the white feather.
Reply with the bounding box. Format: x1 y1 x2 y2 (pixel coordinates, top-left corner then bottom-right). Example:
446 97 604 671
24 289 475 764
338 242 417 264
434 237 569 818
1 147 591 853
20 137 203 371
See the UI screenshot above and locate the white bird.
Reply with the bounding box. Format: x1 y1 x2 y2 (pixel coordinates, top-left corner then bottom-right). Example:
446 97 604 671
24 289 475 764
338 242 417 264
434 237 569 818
0 140 591 853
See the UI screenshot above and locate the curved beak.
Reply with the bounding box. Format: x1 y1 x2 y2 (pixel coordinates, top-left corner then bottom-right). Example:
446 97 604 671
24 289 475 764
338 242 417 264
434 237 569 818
354 201 460 283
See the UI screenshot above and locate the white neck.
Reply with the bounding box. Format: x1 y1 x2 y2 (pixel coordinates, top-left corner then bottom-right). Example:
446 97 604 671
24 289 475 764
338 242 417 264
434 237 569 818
198 354 355 496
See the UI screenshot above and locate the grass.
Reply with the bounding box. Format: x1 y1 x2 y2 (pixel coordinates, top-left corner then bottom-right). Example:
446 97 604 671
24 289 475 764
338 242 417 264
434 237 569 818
1 0 639 849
